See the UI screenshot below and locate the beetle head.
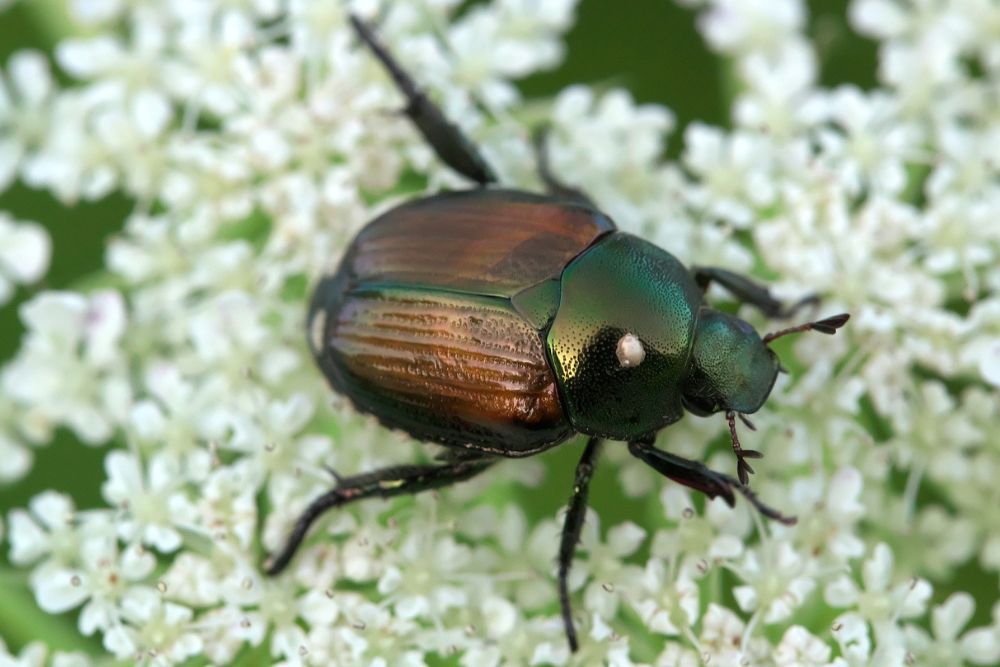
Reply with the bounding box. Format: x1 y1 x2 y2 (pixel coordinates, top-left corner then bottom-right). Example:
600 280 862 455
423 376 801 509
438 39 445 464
681 309 778 417
682 310 851 417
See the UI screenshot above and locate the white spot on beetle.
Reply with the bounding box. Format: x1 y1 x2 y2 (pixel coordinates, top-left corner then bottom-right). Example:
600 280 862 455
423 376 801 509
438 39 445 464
616 332 645 368
309 309 328 353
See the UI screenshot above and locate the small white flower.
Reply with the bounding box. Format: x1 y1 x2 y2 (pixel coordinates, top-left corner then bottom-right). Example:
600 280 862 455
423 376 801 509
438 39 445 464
7 491 111 572
32 535 156 642
732 540 816 623
0 640 93 667
108 588 204 662
734 41 823 137
814 87 919 196
577 516 645 621
698 0 805 58
0 50 55 192
631 560 699 637
825 543 932 625
651 470 749 573
791 467 866 566
653 641 701 667
196 459 260 550
831 612 873 665
904 593 1000 667
101 450 197 552
3 290 131 444
545 85 677 231
375 520 474 622
698 603 770 665
683 123 777 227
0 212 50 305
774 625 832 666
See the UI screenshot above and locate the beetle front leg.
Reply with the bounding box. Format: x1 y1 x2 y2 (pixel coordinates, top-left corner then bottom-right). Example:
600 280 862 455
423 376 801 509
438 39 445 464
692 266 818 319
349 15 498 185
558 436 602 653
627 439 795 525
265 457 494 575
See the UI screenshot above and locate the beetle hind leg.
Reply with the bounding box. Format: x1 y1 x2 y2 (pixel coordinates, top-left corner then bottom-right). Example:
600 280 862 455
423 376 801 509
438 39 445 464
265 456 494 575
349 14 498 185
557 436 602 653
627 439 795 525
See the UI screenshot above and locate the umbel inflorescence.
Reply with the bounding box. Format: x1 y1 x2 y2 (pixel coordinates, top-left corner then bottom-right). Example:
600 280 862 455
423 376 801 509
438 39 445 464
1 0 999 665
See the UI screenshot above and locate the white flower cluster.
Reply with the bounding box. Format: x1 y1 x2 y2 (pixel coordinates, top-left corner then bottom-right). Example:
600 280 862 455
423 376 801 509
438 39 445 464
0 0 998 664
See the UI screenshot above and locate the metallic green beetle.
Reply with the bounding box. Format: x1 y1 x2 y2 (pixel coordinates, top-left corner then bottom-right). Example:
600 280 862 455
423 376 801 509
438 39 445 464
267 14 849 653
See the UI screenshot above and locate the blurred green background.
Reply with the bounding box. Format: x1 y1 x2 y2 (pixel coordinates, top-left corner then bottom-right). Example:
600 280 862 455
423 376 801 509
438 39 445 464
0 0 878 656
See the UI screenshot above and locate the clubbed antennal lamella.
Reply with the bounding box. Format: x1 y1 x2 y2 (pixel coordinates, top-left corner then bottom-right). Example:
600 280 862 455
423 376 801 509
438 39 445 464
763 313 850 345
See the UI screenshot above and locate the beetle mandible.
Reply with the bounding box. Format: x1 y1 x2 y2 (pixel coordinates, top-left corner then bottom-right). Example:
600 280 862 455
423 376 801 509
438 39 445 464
266 14 850 653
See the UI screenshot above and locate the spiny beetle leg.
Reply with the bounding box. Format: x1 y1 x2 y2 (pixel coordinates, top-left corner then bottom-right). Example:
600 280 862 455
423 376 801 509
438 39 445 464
265 457 494 575
693 266 819 319
627 439 796 525
348 14 498 185
726 410 764 486
558 437 602 653
532 125 596 208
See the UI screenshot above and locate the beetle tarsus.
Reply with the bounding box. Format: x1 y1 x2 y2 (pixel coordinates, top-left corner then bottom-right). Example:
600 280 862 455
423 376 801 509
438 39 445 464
727 410 764 485
627 439 795 525
558 437 602 653
348 14 498 185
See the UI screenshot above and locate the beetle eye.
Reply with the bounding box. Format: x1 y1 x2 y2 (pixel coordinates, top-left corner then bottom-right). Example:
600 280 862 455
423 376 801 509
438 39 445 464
681 394 715 416
616 332 645 368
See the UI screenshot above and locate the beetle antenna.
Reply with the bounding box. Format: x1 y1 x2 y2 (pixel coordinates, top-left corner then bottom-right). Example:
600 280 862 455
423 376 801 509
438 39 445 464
726 410 763 486
763 313 850 345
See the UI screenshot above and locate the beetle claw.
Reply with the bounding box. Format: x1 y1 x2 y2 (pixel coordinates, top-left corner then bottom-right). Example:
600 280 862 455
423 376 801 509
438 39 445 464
726 411 763 486
323 464 344 484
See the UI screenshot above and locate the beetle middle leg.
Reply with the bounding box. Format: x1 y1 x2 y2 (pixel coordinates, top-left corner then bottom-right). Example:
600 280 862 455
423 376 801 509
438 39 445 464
265 456 495 575
693 266 818 319
349 14 498 185
627 439 795 525
557 436 602 653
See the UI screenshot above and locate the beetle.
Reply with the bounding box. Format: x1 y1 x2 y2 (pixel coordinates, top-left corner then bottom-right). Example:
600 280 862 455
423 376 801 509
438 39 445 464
266 14 849 653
